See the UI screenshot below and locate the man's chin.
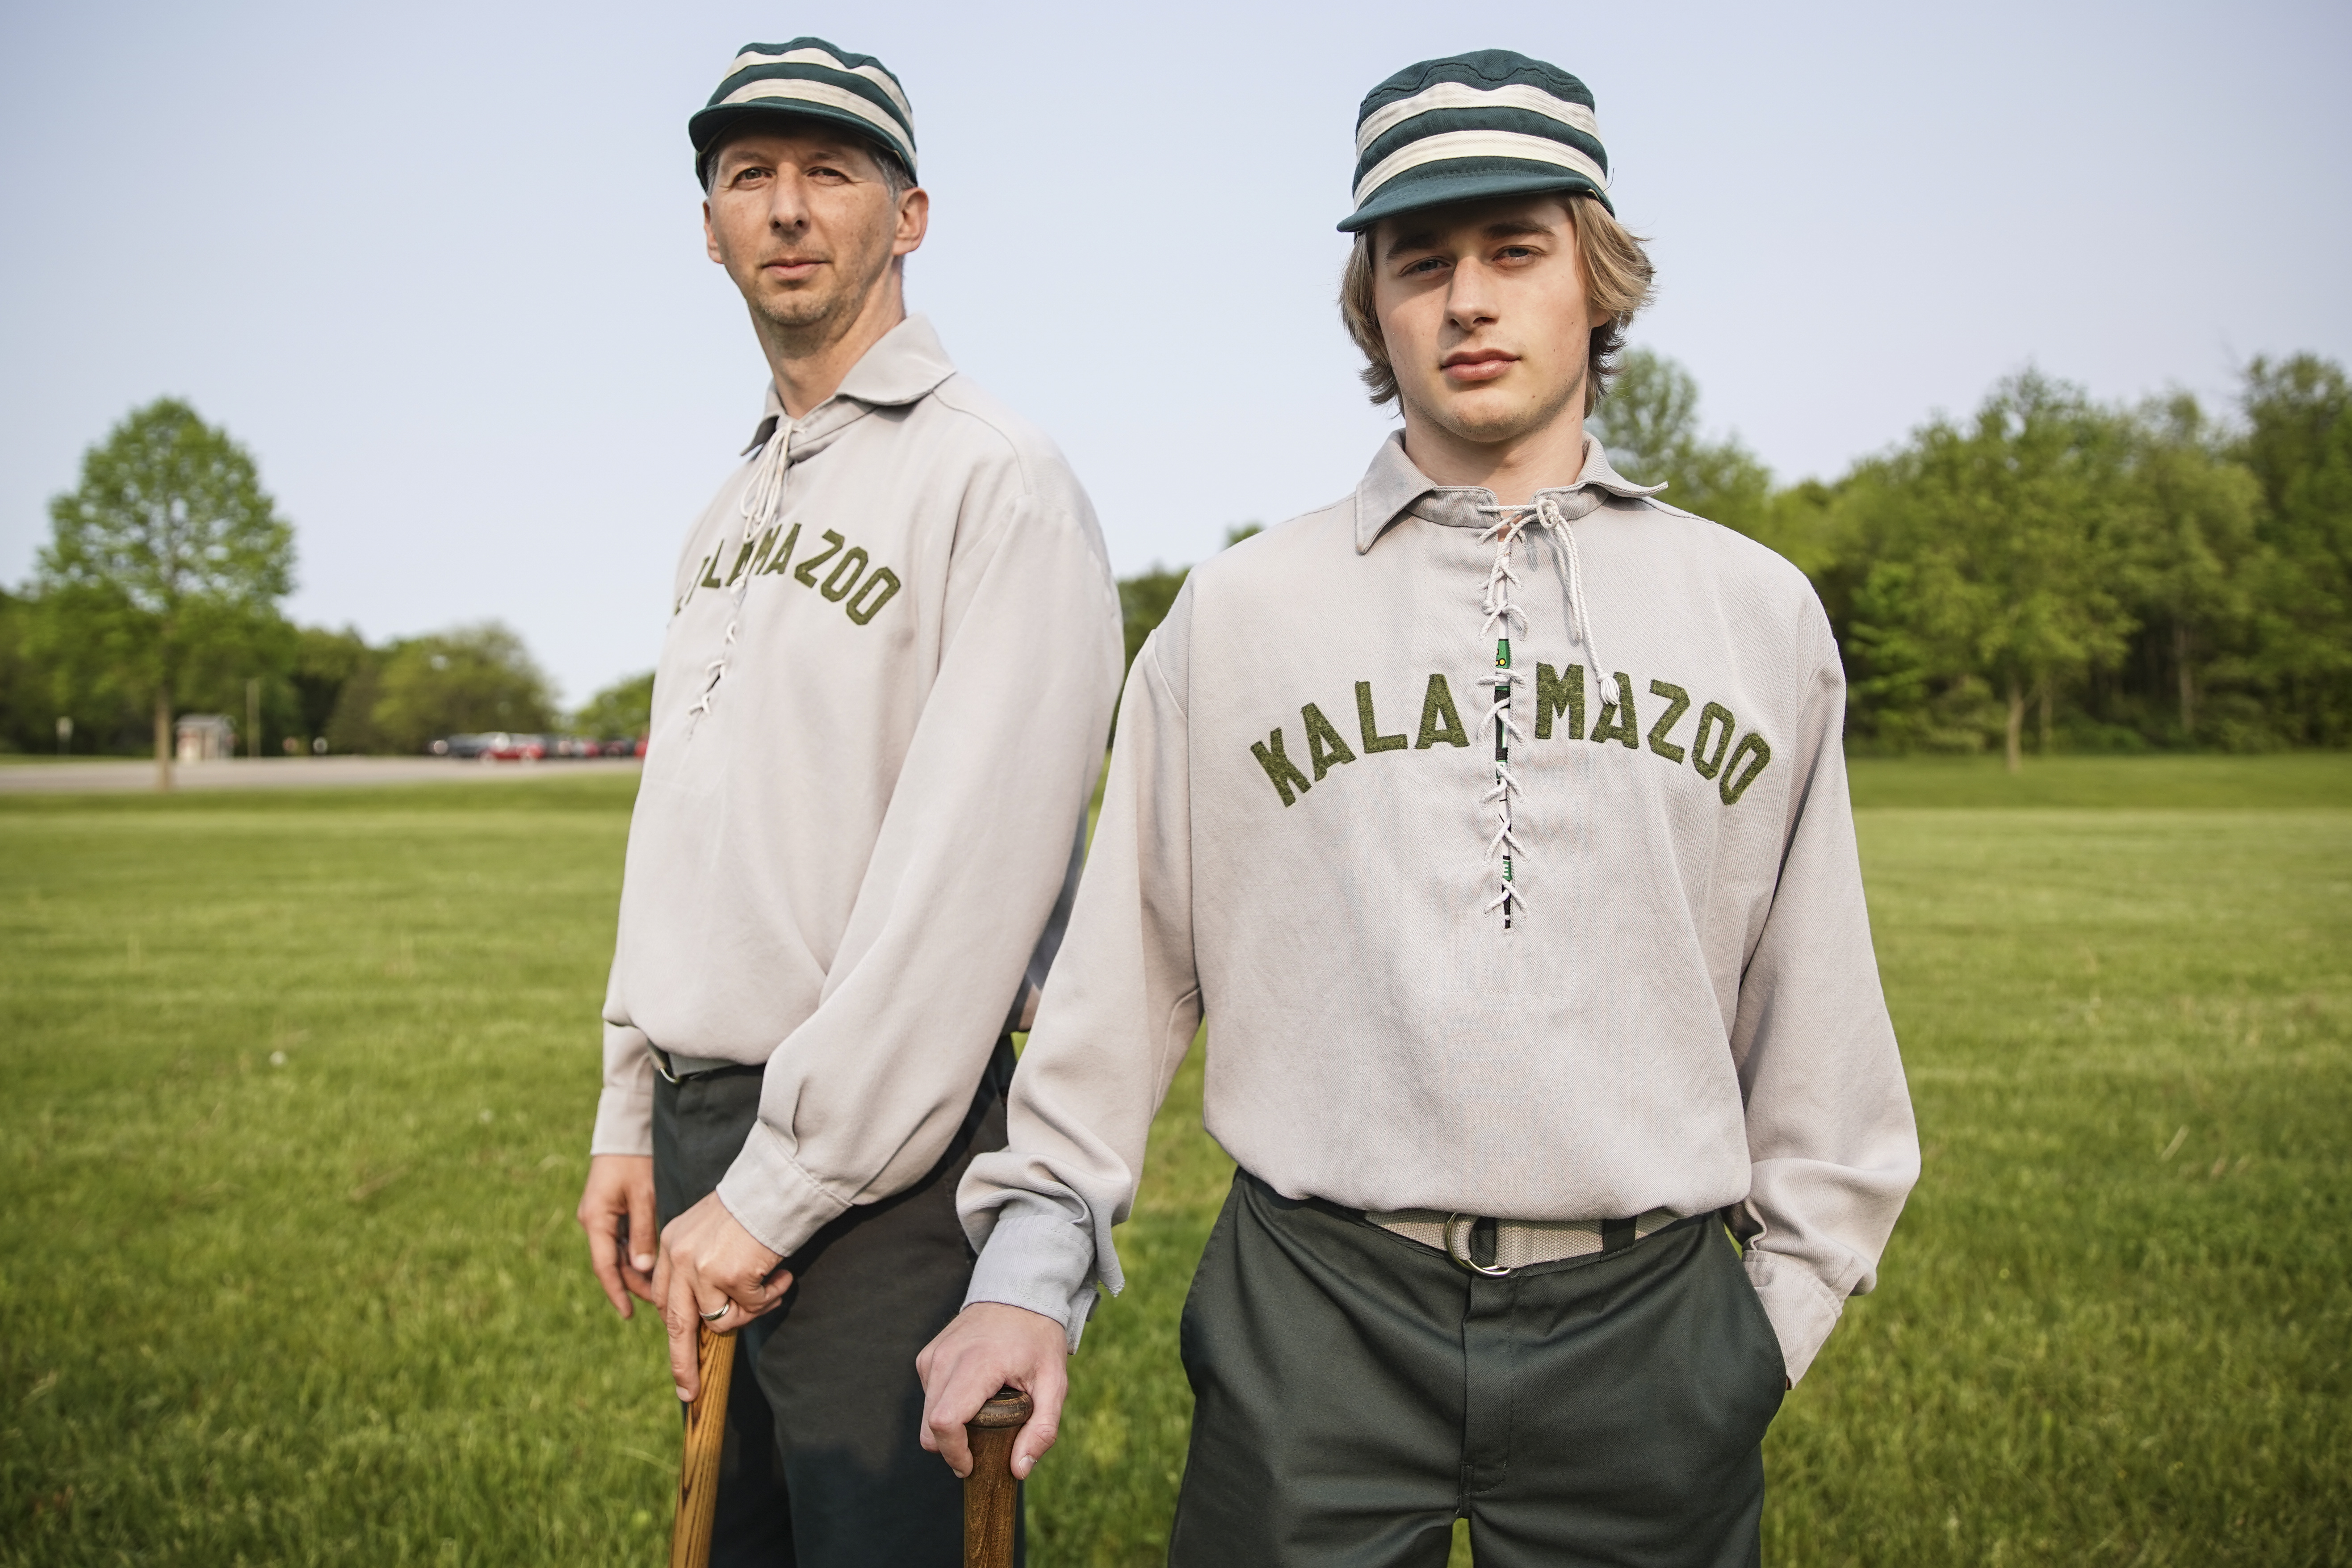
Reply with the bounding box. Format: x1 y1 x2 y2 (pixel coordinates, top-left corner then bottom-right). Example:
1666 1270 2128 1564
1425 399 1549 448
753 291 842 332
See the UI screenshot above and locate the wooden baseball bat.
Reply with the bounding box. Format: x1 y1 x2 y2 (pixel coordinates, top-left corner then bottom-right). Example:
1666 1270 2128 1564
669 1322 737 1568
962 1385 1032 1568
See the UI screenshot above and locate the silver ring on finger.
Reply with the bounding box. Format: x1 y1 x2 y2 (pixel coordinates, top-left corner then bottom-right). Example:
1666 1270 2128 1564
700 1301 730 1322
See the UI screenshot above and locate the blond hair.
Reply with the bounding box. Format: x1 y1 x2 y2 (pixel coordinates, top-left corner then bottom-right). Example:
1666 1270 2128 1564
1339 193 1655 413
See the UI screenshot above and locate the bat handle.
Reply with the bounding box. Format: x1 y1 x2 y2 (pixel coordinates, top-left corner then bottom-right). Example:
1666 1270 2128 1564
670 1323 738 1568
962 1385 1033 1568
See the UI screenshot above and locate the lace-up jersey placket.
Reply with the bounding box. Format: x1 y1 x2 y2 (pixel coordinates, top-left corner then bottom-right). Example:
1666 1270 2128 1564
1473 510 1530 927
1471 490 1614 930
687 420 793 726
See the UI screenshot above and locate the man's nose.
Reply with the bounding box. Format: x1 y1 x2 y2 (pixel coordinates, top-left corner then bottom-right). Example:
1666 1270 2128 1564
765 172 813 231
1446 261 1499 331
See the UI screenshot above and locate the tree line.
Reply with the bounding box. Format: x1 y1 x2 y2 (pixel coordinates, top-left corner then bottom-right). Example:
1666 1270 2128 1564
0 399 651 775
12 358 2348 777
1589 350 2351 767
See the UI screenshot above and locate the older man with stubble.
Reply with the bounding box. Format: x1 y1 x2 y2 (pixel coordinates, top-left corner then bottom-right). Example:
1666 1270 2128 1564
918 49 1919 1567
573 38 1121 1567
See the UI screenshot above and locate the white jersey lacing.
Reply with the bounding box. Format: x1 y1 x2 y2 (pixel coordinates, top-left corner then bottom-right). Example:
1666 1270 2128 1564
1531 491 1612 690
1474 510 1530 926
1472 492 1610 928
687 422 794 725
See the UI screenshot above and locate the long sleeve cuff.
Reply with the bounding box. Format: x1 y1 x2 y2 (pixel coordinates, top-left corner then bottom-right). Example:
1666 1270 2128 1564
1744 1248 1847 1385
715 1119 851 1262
590 1029 657 1156
590 1082 655 1156
965 1212 1103 1352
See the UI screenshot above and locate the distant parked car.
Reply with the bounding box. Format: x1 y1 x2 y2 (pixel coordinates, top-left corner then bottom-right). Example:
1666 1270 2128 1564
432 734 492 759
549 735 648 759
481 732 547 762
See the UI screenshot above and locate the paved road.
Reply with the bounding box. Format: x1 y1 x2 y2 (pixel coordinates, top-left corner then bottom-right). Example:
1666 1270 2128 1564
0 756 643 794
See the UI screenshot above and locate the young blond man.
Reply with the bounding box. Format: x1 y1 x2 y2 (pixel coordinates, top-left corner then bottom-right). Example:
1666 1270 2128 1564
918 50 1918 1566
575 38 1120 1565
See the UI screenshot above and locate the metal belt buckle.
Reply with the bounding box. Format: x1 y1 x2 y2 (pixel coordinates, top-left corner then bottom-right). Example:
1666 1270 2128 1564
1443 1214 1512 1277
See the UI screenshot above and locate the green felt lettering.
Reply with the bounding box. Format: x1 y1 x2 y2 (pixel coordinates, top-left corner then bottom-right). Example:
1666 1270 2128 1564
760 522 801 574
1535 663 1585 740
1356 681 1407 752
698 549 724 590
845 567 901 625
1691 703 1736 780
794 529 844 587
1589 673 1639 749
1720 732 1773 805
1308 700 1364 780
1250 727 1313 807
1647 680 1692 763
1415 674 1469 750
1301 702 1357 781
746 525 781 576
820 545 868 602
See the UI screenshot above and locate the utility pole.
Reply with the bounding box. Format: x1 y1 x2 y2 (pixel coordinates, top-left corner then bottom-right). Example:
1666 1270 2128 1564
247 678 261 762
55 715 72 756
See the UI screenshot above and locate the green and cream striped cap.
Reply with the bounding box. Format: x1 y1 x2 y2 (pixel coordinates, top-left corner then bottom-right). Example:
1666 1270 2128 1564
1338 50 1611 233
689 38 917 185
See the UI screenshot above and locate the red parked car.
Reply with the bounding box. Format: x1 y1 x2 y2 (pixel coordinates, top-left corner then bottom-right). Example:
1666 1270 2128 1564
479 732 546 762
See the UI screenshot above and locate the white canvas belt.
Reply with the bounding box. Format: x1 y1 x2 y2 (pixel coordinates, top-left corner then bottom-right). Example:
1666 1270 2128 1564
1367 1207 1682 1275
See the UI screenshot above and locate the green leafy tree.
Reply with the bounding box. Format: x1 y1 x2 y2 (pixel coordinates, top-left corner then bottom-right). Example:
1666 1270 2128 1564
323 655 388 754
2116 395 2262 743
0 591 33 753
0 583 147 754
1841 547 2000 753
1845 373 2138 770
362 623 554 754
1115 524 1259 679
2232 354 2352 745
291 625 375 752
0 589 54 753
573 670 654 741
1589 348 1776 541
1119 567 1188 676
31 399 295 787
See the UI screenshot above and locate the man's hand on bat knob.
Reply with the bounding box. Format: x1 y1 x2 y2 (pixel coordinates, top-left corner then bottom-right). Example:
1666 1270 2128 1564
916 1302 1070 1479
653 1192 791 1400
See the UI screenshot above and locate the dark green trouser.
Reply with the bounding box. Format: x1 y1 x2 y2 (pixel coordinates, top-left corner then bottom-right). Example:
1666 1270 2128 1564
652 1039 1018 1568
1168 1171 1785 1568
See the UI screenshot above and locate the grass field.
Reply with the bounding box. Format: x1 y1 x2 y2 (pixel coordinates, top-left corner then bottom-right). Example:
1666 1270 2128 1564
2 756 2347 1564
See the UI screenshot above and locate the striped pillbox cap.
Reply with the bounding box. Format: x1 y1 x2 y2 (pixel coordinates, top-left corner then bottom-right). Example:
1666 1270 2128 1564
1338 49 1611 233
689 38 917 185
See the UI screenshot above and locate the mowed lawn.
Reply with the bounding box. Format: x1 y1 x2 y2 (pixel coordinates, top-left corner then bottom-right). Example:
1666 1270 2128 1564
1 756 2346 1565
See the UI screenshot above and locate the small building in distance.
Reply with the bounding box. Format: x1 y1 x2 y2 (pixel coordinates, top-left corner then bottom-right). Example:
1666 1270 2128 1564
175 714 236 762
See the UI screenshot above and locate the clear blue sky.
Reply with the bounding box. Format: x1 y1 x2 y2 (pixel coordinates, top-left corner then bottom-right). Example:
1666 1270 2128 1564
3 0 2346 707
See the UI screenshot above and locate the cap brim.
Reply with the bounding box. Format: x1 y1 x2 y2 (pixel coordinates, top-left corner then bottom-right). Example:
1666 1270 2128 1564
689 102 914 184
1337 164 1610 233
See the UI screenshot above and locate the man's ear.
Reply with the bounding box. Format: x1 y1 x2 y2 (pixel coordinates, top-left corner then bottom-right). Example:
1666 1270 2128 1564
893 186 931 260
704 200 724 266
